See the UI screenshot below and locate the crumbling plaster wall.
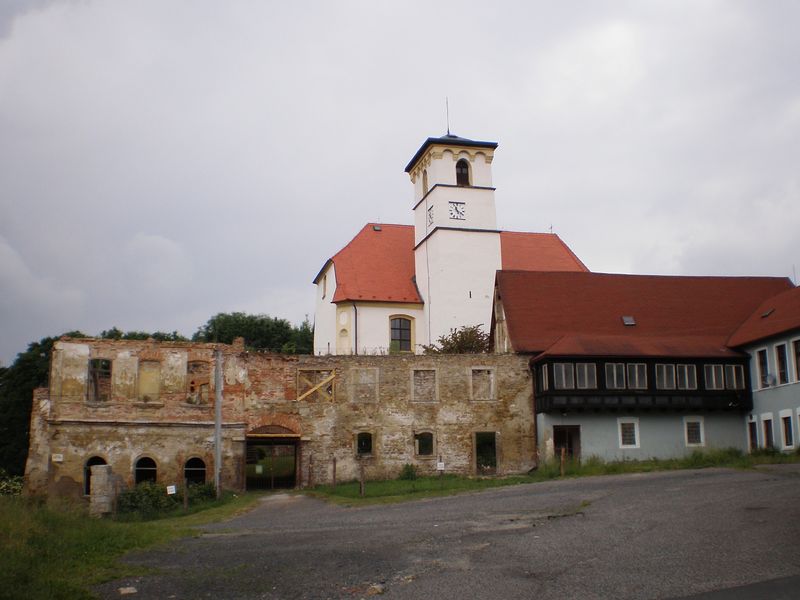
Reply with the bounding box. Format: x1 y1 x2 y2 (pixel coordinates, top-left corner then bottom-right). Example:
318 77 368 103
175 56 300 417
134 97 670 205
25 338 535 496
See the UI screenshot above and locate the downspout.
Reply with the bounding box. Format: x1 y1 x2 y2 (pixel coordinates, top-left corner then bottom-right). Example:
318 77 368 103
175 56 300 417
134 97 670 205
352 302 358 355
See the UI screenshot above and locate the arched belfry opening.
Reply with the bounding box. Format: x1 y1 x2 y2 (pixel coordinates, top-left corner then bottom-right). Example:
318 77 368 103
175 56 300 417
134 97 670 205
246 424 301 490
455 158 470 186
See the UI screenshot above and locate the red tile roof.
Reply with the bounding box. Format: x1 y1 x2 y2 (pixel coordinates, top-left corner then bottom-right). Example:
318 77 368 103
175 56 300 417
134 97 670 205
728 286 800 347
321 224 422 304
500 231 588 272
316 224 588 304
495 271 794 357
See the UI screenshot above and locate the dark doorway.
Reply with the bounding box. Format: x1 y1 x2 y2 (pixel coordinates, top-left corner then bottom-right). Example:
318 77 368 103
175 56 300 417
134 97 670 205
246 440 297 490
748 421 758 452
553 425 581 460
84 456 106 495
475 432 497 475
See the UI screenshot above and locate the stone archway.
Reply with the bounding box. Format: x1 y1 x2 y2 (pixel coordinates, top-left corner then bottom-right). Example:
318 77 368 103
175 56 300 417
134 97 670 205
245 423 301 490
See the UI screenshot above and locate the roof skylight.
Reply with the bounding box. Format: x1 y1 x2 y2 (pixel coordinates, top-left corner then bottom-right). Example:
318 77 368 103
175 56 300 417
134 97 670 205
621 316 636 326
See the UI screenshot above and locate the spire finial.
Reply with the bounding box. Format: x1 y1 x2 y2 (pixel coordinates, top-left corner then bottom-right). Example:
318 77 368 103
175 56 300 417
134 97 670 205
446 97 450 135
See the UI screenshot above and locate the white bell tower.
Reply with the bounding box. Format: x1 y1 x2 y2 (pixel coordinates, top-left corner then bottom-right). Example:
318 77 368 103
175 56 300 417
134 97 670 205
405 134 501 346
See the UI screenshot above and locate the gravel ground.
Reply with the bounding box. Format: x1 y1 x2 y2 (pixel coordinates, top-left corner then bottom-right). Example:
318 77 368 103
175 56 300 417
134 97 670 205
96 464 800 600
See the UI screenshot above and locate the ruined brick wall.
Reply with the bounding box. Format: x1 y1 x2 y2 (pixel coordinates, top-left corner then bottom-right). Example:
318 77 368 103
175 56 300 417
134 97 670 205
25 338 535 497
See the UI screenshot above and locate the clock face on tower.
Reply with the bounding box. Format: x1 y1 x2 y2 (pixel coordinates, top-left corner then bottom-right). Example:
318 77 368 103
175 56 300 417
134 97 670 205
427 205 434 226
448 201 466 220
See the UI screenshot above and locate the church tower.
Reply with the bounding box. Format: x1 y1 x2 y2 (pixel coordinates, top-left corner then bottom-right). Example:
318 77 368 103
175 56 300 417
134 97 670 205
405 134 501 347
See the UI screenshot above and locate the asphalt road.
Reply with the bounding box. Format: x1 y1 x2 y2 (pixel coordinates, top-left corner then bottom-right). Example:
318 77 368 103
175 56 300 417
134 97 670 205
97 464 800 599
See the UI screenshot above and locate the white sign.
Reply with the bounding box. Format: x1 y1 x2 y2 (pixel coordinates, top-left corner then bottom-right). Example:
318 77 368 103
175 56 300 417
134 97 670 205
51 453 64 463
436 462 445 471
166 485 177 495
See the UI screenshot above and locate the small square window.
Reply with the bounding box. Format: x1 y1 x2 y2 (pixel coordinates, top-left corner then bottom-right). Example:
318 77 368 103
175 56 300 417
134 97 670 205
471 368 496 401
618 418 639 449
684 417 704 447
414 432 434 456
356 432 373 456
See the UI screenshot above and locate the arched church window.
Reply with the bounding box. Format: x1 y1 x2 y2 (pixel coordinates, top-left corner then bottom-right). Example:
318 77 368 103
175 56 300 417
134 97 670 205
455 159 470 186
422 169 429 195
134 456 157 485
84 456 107 495
390 317 412 353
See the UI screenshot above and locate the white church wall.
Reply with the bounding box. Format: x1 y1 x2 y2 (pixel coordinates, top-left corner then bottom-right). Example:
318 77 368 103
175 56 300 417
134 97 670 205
312 263 338 355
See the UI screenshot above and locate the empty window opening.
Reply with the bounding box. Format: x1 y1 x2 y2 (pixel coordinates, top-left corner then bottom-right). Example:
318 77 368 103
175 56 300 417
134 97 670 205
390 317 412 353
415 432 434 456
134 456 157 485
84 456 107 495
138 360 161 403
412 369 437 402
455 159 470 186
357 432 373 456
297 369 335 402
475 432 497 474
656 364 676 390
553 425 581 460
184 457 207 485
471 368 496 401
88 359 112 402
187 361 211 405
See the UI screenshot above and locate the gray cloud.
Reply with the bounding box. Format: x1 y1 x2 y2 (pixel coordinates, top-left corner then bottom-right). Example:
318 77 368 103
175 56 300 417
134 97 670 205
1 0 799 364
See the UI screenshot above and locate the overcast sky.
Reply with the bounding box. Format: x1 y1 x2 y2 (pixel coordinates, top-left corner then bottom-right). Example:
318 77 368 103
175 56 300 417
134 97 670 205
1 1 798 365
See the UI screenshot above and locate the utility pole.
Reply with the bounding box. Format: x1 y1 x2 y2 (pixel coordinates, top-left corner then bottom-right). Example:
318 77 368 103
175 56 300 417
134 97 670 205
214 348 223 499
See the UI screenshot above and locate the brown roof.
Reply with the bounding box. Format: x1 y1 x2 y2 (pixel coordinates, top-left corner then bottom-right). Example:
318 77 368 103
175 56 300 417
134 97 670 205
728 286 800 347
500 231 588 272
495 271 794 357
316 224 587 304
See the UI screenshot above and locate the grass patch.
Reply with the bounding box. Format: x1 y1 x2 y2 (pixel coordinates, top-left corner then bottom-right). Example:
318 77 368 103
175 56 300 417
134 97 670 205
0 492 262 600
310 448 800 505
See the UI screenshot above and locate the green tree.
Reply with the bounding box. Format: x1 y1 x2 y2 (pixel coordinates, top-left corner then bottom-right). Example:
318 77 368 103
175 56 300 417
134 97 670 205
422 325 489 354
193 312 312 353
0 331 85 475
100 327 187 341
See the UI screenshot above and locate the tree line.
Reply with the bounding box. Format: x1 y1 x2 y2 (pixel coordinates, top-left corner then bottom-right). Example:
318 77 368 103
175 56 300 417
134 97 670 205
0 313 313 476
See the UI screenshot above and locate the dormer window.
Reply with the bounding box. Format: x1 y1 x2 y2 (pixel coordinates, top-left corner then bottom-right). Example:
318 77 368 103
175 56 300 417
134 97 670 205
455 159 470 186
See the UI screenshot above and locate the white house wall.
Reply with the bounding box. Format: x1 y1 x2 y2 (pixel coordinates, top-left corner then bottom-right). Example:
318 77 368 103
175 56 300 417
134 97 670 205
744 335 800 451
312 263 338 355
537 412 747 462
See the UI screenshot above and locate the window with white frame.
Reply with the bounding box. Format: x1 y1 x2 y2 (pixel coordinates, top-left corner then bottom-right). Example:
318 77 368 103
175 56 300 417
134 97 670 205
775 344 789 385
793 340 800 382
677 364 697 390
553 363 575 389
684 416 704 447
756 349 769 388
618 418 640 449
540 365 549 391
780 410 794 449
724 365 745 390
605 363 625 389
762 414 774 449
655 364 676 390
626 363 647 389
576 363 597 389
704 364 725 390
